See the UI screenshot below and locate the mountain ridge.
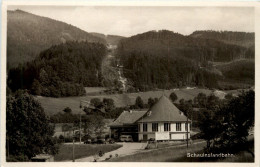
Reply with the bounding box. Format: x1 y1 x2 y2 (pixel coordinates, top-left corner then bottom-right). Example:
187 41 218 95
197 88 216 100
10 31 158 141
7 9 106 69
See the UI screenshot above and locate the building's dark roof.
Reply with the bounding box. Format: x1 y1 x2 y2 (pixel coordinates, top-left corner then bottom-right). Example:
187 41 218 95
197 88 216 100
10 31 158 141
138 95 189 122
109 109 147 127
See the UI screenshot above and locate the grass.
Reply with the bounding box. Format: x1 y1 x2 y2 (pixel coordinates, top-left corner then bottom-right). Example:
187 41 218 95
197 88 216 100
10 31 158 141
84 87 108 95
107 141 207 162
35 88 220 115
54 144 122 161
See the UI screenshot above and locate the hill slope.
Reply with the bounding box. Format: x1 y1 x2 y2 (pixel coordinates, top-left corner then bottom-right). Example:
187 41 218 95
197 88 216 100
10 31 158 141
7 10 106 69
116 30 254 90
8 41 107 97
215 59 254 89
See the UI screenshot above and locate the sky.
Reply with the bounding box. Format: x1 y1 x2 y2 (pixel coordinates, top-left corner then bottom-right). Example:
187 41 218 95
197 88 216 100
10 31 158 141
8 6 254 37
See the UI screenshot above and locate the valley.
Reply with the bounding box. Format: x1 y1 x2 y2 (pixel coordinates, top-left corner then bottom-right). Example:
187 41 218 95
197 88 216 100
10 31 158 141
6 10 255 117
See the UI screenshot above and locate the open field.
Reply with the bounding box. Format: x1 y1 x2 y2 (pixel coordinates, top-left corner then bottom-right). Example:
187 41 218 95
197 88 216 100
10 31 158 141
84 87 108 95
54 143 122 161
35 88 241 115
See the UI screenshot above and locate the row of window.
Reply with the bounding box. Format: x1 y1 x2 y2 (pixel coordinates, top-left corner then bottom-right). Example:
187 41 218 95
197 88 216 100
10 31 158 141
139 123 189 132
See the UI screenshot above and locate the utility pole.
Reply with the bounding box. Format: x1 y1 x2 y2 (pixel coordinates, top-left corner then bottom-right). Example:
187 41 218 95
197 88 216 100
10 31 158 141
186 114 189 148
72 130 75 162
79 114 82 144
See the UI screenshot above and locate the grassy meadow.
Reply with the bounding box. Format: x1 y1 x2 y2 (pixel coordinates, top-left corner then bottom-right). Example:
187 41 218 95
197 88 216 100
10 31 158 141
35 88 212 115
35 88 241 115
54 144 122 161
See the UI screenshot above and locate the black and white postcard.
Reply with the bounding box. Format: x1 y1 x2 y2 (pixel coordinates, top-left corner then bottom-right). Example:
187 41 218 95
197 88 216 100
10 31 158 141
1 1 259 167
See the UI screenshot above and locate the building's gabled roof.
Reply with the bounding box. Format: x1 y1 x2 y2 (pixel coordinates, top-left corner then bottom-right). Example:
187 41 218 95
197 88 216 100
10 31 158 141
109 109 147 127
138 95 189 122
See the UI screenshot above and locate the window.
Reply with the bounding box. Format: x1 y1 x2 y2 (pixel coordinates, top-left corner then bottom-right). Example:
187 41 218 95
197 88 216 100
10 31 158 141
138 124 140 132
143 123 147 132
152 123 158 132
176 123 182 131
185 123 188 131
164 123 171 131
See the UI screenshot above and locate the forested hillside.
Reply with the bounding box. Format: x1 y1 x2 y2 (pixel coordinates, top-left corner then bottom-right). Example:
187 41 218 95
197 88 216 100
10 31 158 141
7 41 107 97
7 10 106 69
216 59 254 89
190 30 254 48
116 30 254 91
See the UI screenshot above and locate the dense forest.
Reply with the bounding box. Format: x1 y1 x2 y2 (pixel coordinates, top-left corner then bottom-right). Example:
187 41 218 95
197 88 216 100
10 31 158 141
116 30 254 91
190 30 255 48
7 10 106 69
7 41 107 97
216 59 255 89
7 9 255 96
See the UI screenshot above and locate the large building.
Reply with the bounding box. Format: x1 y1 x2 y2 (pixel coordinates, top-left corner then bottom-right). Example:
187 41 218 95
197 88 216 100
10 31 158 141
109 95 191 141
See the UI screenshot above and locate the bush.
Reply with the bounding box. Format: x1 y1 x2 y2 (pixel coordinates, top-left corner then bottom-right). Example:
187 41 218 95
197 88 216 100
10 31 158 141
59 135 65 140
64 137 73 143
169 92 178 102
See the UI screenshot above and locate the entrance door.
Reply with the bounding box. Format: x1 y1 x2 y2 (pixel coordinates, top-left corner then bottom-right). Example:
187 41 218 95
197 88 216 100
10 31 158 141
143 134 148 141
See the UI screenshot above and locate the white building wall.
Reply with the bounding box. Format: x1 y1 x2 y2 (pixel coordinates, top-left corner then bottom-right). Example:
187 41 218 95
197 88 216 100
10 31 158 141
138 122 191 141
147 123 152 132
170 133 190 140
171 133 185 140
158 123 164 132
148 133 155 140
138 133 143 140
139 123 143 132
182 123 185 132
171 123 176 132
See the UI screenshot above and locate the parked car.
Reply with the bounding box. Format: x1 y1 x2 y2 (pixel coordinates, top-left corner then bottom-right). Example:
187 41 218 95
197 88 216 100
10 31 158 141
97 138 106 144
106 138 115 144
119 135 133 142
91 138 98 144
91 136 106 144
84 138 92 144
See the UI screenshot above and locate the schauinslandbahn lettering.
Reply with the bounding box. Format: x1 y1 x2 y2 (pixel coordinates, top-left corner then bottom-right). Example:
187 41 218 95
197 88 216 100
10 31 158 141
187 153 235 158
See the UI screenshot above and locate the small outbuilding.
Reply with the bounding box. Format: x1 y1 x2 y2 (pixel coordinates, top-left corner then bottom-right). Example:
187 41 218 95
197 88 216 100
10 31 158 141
109 109 147 141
